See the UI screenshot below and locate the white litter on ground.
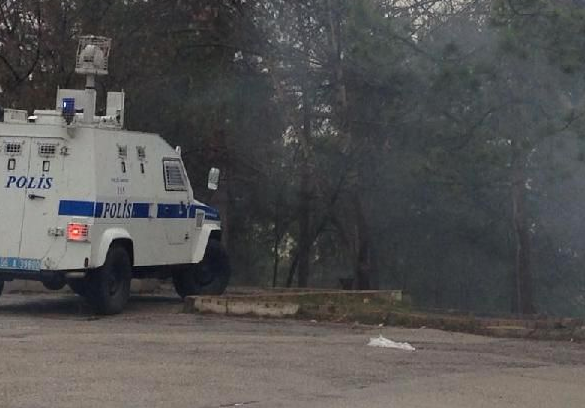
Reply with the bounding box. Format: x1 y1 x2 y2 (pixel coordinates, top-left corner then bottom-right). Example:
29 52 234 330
368 335 416 351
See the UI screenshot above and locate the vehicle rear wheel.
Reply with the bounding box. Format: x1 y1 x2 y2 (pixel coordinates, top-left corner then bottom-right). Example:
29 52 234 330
86 245 132 315
0 280 4 296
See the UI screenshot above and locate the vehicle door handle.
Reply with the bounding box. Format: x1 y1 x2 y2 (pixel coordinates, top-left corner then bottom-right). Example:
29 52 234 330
28 194 46 200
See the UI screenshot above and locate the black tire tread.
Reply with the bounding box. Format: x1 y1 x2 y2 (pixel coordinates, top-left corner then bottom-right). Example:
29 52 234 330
172 240 231 298
42 280 67 291
86 245 132 315
199 240 231 296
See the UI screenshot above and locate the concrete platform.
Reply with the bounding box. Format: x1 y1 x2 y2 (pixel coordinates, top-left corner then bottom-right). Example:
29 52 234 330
184 290 404 321
187 296 300 317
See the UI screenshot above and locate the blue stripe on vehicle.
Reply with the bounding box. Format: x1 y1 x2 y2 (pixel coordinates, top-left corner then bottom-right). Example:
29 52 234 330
193 205 220 221
58 200 220 221
132 203 151 218
58 200 95 217
94 202 104 218
189 204 220 221
157 203 189 219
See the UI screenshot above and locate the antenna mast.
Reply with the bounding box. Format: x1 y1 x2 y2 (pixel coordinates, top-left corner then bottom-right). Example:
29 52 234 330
75 36 111 123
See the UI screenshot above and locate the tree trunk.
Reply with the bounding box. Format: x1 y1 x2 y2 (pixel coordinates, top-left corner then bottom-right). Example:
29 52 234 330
353 194 373 290
326 0 377 290
297 79 313 288
297 166 311 287
286 252 300 288
272 236 280 288
511 143 535 315
272 193 282 288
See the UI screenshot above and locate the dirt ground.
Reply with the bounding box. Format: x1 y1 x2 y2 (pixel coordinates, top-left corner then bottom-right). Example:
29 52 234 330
0 293 584 408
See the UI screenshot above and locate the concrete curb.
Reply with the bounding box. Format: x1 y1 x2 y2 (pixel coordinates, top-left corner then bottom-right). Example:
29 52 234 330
184 291 585 342
185 296 300 317
184 290 404 320
198 290 405 304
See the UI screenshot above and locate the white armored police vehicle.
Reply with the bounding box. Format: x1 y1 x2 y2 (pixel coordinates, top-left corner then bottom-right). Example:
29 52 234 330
0 36 230 314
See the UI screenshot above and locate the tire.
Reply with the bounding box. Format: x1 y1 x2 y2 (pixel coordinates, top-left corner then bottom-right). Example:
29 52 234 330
172 240 231 298
67 279 88 297
172 267 202 298
42 279 67 291
198 240 231 296
0 280 4 296
86 245 132 315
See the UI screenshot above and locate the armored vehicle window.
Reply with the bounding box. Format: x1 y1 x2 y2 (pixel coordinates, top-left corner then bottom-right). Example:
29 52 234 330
118 145 128 158
39 144 57 157
137 146 146 160
163 159 187 191
4 142 22 155
7 158 16 171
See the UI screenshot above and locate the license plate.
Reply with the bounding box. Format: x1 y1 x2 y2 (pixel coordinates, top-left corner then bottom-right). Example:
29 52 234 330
0 257 42 271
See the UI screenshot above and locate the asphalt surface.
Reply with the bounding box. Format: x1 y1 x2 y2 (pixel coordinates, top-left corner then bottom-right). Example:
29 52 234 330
0 293 583 408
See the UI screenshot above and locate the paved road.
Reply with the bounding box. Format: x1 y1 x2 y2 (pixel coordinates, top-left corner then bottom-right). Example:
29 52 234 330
0 293 583 408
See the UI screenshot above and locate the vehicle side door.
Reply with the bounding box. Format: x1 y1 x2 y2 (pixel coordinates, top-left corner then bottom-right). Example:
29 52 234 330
0 138 30 262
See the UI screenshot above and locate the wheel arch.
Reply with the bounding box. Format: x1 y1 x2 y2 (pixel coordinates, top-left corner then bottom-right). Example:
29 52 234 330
93 228 134 268
192 224 222 264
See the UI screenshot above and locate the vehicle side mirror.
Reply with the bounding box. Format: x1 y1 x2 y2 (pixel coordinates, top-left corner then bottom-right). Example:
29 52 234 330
208 167 220 191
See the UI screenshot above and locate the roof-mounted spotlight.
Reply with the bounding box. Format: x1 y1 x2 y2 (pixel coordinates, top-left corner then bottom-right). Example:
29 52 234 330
62 98 76 125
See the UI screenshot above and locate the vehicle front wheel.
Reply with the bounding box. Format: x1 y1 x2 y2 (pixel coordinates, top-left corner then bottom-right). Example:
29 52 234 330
172 268 201 298
198 240 231 296
172 240 231 298
86 245 132 315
